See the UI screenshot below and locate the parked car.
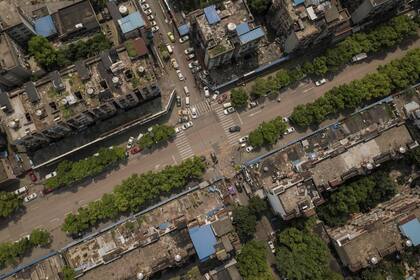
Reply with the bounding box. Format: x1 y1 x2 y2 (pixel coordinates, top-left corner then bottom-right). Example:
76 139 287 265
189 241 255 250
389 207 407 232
229 125 241 132
147 14 154 21
182 121 193 130
127 136 135 149
151 26 159 32
282 117 289 123
315 78 327 86
150 20 157 26
176 95 182 107
284 127 295 135
210 152 218 164
212 94 218 101
139 0 146 4
188 60 198 69
184 47 194 55
175 126 182 133
130 146 142 155
239 136 248 144
14 186 28 196
204 86 210 98
191 107 198 119
167 32 175 42
245 146 254 153
179 35 189 43
268 241 276 254
217 94 227 104
24 193 37 203
141 3 150 10
186 53 195 60
144 9 152 15
28 171 37 182
45 171 57 180
223 107 235 115
171 58 179 69
176 70 185 81
248 101 258 108
352 53 368 63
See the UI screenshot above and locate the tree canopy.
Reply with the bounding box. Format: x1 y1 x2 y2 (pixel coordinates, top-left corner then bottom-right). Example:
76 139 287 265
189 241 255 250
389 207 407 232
231 88 249 109
62 156 206 235
247 0 272 15
237 240 273 280
248 117 288 148
232 206 257 243
0 192 22 218
138 124 175 149
317 172 396 227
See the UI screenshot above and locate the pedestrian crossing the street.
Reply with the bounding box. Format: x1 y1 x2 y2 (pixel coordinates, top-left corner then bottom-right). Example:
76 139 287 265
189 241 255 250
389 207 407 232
190 100 212 117
214 106 240 145
175 130 194 160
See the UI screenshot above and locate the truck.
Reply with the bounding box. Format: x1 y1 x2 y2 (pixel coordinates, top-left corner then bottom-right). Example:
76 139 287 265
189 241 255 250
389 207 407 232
352 53 368 63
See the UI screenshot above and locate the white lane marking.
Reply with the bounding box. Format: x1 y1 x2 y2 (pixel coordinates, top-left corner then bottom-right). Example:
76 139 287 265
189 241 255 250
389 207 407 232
249 110 262 117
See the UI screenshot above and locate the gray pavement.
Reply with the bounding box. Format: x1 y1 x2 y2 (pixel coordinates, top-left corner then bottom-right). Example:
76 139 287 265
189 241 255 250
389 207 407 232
3 25 420 268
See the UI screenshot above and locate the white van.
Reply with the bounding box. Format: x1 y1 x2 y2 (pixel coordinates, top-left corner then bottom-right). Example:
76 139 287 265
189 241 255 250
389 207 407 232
185 96 190 107
14 186 28 196
166 44 173 54
223 102 232 109
183 86 190 96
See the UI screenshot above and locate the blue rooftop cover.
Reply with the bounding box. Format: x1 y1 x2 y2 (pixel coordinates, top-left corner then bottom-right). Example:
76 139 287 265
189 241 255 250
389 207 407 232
239 27 265 44
34 15 57 37
293 0 305 5
399 218 420 246
204 5 220 25
188 224 217 261
236 23 250 36
178 24 190 37
118 11 145 34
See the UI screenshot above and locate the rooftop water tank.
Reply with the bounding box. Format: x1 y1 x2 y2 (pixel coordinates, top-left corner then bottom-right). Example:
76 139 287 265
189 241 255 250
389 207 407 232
174 254 182 262
227 22 236 32
119 5 128 16
136 272 144 280
87 88 94 95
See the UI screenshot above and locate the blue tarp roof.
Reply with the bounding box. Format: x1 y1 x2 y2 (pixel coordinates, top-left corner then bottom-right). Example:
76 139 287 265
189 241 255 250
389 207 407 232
34 15 57 37
239 27 265 44
188 224 217 261
118 11 145 34
204 5 220 25
399 218 420 246
236 23 250 36
178 24 190 36
293 0 305 5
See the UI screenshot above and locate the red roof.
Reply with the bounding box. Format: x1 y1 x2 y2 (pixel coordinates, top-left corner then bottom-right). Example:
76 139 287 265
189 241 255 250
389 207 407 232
132 37 148 57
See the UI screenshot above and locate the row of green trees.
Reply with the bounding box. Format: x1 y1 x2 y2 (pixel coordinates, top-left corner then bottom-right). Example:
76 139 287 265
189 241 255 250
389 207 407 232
291 47 420 127
0 229 51 268
138 124 176 149
61 156 206 235
317 172 396 227
0 192 22 218
28 33 112 71
238 15 417 100
230 88 249 109
232 197 267 242
248 117 288 148
276 218 343 280
237 240 273 280
44 147 127 190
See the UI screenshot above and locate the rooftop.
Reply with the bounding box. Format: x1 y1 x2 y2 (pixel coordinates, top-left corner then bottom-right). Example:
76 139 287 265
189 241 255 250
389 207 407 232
118 11 145 34
0 1 28 28
399 217 420 246
0 33 20 71
5 254 65 280
34 15 57 37
328 193 420 272
189 224 217 262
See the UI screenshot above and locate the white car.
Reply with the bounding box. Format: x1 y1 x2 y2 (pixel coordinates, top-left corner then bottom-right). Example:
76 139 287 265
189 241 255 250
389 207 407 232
150 20 157 26
127 136 135 149
245 146 254 153
151 26 159 32
223 107 235 115
139 0 146 4
136 133 144 141
147 14 154 20
179 35 189 43
141 4 150 10
182 121 193 130
186 53 195 60
176 70 184 81
191 107 198 119
212 94 218 101
144 9 152 15
315 78 327 86
171 58 179 69
282 117 289 123
284 127 295 135
24 193 37 203
204 86 210 98
184 47 194 55
268 241 276 254
239 136 248 144
175 127 182 133
45 171 57 180
14 186 28 196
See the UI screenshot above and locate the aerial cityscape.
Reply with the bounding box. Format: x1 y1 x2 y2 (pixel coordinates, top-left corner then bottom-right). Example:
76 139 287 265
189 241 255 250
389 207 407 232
0 0 418 279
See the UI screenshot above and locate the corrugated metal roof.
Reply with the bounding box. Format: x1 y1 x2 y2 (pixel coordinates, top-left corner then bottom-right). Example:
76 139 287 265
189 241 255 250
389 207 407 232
293 0 305 5
178 24 190 36
24 82 39 103
399 218 420 246
236 22 250 36
239 27 265 45
188 224 217 261
35 15 57 37
118 11 145 34
204 5 220 25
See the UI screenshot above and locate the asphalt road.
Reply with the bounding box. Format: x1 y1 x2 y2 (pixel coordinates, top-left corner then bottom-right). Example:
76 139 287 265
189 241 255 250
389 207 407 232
2 29 419 265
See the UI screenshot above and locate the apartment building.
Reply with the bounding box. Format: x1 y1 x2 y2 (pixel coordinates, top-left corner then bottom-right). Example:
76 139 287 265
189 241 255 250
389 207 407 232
351 0 401 24
269 0 352 53
194 1 265 69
